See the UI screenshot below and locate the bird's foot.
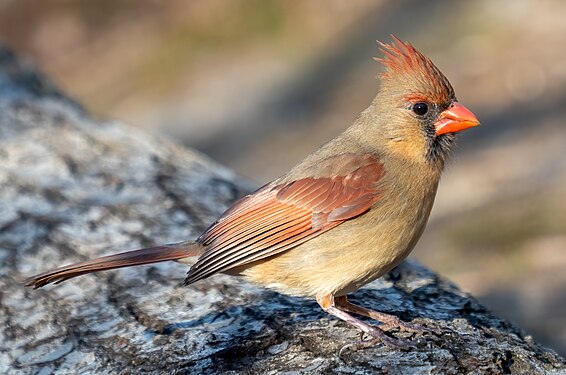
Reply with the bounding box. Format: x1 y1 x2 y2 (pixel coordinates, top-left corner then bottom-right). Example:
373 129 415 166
333 295 442 336
318 293 434 354
379 316 441 336
362 324 415 349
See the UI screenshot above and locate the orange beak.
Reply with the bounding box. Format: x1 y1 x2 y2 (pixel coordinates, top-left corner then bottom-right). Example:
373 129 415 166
434 102 480 136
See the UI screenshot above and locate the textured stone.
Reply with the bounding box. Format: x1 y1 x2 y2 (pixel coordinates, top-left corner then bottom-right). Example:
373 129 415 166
1 45 564 374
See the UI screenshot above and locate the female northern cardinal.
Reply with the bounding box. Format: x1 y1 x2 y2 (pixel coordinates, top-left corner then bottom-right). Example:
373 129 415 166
26 36 479 348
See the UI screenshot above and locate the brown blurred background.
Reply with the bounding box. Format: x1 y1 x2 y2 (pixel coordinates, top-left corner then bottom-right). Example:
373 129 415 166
1 0 565 355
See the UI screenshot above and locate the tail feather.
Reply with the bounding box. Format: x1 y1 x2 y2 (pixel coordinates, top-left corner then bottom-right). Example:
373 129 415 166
25 241 202 289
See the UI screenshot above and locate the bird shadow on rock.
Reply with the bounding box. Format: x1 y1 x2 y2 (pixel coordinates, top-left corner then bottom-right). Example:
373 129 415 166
152 289 325 337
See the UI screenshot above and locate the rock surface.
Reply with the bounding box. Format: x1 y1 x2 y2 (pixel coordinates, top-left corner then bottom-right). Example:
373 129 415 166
0 46 565 375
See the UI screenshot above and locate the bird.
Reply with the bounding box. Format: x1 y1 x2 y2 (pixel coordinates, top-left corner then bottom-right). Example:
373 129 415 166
25 36 479 349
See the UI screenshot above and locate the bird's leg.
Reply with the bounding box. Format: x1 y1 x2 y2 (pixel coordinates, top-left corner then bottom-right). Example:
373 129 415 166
334 295 435 334
316 293 410 349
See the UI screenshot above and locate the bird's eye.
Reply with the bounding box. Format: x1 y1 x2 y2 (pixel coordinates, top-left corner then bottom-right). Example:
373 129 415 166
412 102 429 116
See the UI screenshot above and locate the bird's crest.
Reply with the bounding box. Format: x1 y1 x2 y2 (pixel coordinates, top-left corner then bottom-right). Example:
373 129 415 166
375 35 454 102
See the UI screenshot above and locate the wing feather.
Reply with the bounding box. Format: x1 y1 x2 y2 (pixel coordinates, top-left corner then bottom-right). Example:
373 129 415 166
185 153 384 284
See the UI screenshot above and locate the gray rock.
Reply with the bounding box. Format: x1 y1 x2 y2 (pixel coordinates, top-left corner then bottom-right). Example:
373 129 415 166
0 45 564 375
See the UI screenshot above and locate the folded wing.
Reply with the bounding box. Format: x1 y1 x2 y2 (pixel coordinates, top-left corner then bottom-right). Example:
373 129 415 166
184 153 384 284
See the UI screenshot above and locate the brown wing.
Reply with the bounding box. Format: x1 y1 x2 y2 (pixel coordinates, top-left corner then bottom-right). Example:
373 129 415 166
184 154 384 284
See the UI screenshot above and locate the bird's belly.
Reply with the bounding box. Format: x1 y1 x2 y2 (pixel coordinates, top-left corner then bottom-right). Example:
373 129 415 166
240 197 433 297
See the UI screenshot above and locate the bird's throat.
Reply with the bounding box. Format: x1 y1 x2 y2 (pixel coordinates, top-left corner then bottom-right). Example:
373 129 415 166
426 132 455 168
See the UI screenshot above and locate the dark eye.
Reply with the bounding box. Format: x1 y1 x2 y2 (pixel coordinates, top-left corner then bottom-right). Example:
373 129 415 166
412 102 429 116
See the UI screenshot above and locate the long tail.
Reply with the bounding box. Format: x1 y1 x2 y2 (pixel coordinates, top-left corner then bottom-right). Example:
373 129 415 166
25 241 202 289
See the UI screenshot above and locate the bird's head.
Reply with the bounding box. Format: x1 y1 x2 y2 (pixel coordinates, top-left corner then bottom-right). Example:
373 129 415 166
368 36 479 167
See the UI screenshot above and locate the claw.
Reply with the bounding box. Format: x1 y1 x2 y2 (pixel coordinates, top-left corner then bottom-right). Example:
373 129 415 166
380 319 442 336
318 293 439 353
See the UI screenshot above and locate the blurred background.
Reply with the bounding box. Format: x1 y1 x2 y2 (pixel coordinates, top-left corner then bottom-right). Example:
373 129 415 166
1 0 565 355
